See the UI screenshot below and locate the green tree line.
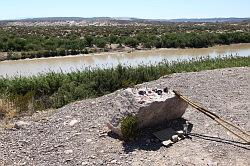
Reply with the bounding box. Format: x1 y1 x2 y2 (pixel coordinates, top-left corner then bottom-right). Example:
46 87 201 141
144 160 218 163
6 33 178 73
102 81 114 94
0 24 250 60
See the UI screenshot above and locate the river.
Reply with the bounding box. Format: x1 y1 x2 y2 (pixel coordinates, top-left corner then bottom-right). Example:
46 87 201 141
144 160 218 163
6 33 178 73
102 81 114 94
0 43 250 77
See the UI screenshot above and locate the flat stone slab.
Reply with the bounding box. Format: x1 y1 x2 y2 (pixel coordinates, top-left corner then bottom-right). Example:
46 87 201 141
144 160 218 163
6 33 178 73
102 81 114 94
153 128 177 141
107 87 188 138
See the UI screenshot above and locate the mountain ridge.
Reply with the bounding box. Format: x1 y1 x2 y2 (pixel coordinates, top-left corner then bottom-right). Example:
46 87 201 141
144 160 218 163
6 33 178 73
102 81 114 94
0 17 249 26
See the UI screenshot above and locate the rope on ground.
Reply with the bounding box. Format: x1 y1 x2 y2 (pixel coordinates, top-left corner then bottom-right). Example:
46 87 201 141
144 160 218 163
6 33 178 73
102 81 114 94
173 90 250 145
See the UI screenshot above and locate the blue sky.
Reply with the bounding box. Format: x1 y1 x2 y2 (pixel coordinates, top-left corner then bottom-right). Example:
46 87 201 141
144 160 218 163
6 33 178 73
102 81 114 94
0 0 249 20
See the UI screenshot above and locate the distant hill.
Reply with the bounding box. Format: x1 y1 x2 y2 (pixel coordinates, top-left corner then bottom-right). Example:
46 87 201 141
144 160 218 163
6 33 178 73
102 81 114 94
0 17 249 26
170 18 249 23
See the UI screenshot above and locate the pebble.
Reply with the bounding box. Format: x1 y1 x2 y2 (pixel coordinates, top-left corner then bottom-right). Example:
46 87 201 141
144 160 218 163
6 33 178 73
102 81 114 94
69 119 79 126
172 135 179 142
90 155 96 159
86 139 92 143
110 159 117 164
81 161 89 165
162 140 173 147
64 149 73 154
14 121 30 129
176 130 184 136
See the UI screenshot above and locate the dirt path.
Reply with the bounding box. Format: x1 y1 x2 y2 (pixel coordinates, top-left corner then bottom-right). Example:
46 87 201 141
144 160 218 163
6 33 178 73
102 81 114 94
1 67 249 165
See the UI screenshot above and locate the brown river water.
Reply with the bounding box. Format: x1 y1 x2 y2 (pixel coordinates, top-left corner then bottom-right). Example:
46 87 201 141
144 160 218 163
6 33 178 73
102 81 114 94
0 43 250 77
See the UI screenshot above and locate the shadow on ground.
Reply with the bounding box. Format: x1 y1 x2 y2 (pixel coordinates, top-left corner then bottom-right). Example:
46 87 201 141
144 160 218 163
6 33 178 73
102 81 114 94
108 117 250 152
189 133 250 150
108 118 192 153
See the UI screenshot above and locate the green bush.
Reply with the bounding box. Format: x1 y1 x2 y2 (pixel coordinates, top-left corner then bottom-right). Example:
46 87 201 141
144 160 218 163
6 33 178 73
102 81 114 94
121 115 139 141
0 56 249 110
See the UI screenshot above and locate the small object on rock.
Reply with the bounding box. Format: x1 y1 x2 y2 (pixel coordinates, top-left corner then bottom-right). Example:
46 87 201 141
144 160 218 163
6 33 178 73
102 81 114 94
162 140 173 147
152 89 157 92
171 135 179 142
138 90 146 95
156 89 163 95
163 87 168 93
69 119 79 126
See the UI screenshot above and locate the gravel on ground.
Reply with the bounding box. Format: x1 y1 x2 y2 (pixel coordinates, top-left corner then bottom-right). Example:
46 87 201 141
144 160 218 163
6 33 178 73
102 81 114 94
0 67 249 166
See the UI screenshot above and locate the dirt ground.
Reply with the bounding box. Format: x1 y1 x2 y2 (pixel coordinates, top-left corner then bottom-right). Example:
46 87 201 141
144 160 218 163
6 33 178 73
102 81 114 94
0 67 249 165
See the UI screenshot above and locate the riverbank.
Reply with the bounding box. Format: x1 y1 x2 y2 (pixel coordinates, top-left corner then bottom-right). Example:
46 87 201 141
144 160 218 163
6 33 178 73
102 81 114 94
0 56 249 118
1 67 249 165
1 43 250 77
1 43 250 62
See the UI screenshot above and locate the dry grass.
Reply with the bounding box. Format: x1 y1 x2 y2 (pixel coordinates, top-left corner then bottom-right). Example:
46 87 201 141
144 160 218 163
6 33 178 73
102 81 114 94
0 98 17 126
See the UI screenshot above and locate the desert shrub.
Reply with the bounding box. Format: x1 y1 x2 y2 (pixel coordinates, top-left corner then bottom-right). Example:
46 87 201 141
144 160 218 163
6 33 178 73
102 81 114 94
0 98 16 120
7 92 35 115
121 115 139 141
0 55 249 111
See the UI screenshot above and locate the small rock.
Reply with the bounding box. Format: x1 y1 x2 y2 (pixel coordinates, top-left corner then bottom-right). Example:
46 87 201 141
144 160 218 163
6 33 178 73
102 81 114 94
171 135 179 142
69 119 79 126
14 121 30 129
18 162 26 166
110 159 117 164
176 130 184 136
162 140 173 147
90 155 96 159
64 149 73 154
131 151 137 155
86 139 92 143
82 161 89 165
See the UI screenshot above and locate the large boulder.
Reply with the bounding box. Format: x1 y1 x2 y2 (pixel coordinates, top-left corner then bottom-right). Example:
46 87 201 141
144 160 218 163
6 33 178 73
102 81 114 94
107 87 188 138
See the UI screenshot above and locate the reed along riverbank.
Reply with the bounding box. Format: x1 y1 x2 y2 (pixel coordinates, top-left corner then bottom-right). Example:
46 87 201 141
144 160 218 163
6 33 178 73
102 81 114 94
0 56 249 117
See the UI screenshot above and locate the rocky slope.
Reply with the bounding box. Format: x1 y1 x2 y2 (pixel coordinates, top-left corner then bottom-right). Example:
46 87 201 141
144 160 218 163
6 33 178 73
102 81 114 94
0 67 249 165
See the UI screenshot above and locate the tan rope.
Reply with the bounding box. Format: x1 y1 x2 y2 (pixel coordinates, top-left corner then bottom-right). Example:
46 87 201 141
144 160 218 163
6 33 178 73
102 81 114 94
173 90 250 145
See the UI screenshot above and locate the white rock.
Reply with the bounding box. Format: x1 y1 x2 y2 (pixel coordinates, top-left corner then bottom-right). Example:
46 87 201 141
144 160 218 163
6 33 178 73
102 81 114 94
172 135 179 142
64 149 73 154
69 119 79 126
110 159 117 164
14 121 30 129
81 161 89 165
90 155 96 159
162 140 173 147
86 139 92 143
176 130 184 136
107 87 188 138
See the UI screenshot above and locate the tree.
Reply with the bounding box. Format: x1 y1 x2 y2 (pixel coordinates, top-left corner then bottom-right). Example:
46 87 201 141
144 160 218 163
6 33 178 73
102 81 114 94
84 36 94 47
125 37 139 48
94 38 107 48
